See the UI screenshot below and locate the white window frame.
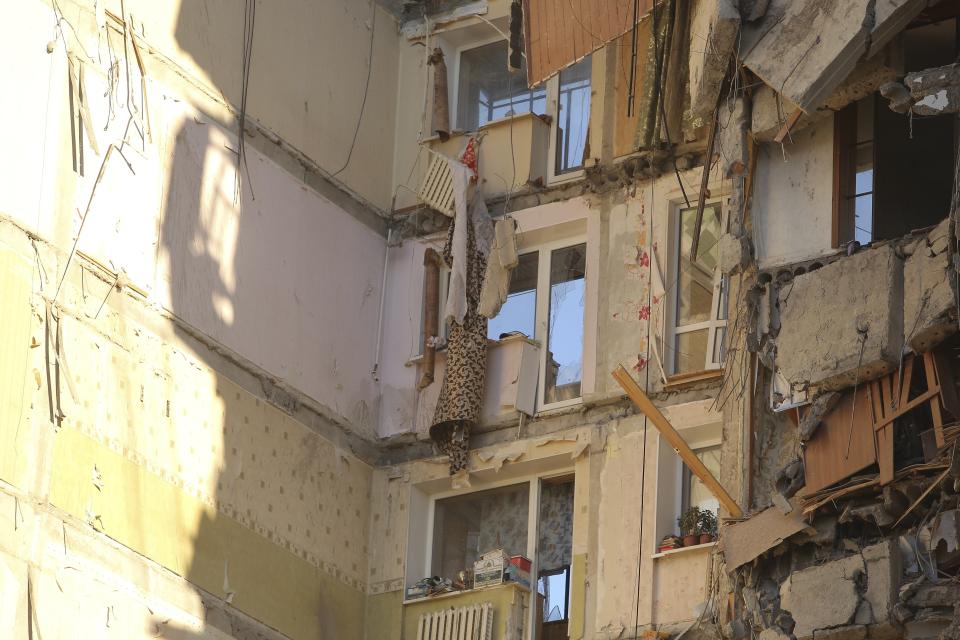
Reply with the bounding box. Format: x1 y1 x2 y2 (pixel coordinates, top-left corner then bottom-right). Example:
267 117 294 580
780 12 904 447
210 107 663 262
421 468 575 640
546 58 591 185
532 234 588 412
653 405 721 553
451 37 590 183
665 201 728 376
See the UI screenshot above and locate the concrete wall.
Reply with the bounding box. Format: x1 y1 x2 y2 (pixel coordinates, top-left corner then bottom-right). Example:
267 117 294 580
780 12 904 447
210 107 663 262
0 1 400 638
752 119 835 268
0 0 387 437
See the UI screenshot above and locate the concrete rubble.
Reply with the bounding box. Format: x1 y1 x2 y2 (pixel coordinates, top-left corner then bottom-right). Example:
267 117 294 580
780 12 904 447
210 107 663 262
740 0 928 112
774 243 904 392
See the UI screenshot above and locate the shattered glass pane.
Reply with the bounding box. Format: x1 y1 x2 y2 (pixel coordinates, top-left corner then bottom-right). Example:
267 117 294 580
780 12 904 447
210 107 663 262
488 252 539 340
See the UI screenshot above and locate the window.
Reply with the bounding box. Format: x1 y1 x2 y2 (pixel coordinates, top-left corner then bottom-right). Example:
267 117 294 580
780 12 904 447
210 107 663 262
536 476 574 632
455 39 591 179
485 238 587 410
551 56 592 175
431 483 530 583
654 416 721 547
424 475 575 639
669 204 727 375
457 40 546 130
488 252 538 340
681 445 721 515
834 17 958 247
544 244 586 404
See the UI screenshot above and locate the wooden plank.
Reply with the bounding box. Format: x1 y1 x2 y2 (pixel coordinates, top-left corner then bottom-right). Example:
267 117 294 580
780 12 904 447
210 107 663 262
878 374 896 485
935 348 960 415
801 386 877 494
925 351 946 447
873 387 940 431
773 108 803 144
892 467 950 527
718 498 808 570
524 0 653 87
612 365 743 517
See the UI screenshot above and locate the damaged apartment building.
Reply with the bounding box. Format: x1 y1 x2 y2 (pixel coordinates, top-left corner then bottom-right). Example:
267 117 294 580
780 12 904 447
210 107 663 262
4 0 960 639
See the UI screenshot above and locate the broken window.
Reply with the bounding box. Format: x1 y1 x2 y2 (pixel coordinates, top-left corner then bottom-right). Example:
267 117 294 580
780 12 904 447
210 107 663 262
457 40 546 130
544 244 586 404
834 17 958 246
669 203 727 375
483 235 587 410
536 476 574 636
487 252 538 340
552 56 592 174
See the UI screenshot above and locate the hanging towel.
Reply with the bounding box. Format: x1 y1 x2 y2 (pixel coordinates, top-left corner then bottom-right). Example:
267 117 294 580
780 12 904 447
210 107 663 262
478 218 519 319
443 155 492 326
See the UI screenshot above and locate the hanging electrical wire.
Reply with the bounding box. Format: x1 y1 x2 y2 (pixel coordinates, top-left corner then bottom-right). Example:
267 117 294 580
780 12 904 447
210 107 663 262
236 0 256 201
332 4 377 178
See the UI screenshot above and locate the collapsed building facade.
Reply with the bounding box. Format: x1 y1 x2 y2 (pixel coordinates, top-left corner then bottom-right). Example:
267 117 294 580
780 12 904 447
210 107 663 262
2 0 960 639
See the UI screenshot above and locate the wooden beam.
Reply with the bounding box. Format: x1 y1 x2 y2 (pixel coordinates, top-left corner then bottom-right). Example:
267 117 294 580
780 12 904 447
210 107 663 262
612 365 743 518
773 108 803 144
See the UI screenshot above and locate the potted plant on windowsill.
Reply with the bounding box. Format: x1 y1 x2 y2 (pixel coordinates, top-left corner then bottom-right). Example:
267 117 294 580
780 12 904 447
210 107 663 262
698 509 718 544
678 507 703 547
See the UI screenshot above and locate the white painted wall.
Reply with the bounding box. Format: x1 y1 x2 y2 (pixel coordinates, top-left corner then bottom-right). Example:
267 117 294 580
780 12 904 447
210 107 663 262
0 1 387 437
752 119 836 267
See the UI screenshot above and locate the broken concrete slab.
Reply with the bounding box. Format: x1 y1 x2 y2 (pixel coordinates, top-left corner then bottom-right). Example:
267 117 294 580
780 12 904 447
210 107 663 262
903 217 957 353
862 540 901 629
719 232 752 275
811 625 866 640
905 63 960 116
798 391 841 441
740 0 927 113
907 583 960 608
779 553 864 640
752 40 901 141
776 243 904 391
718 97 750 175
688 0 741 120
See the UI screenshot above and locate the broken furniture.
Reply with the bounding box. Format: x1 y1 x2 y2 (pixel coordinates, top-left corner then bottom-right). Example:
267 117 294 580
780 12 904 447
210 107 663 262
801 348 959 494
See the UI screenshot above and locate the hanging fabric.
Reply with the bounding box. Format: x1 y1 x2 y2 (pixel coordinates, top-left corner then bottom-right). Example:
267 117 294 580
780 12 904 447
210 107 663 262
430 156 493 475
428 48 450 141
478 217 519 319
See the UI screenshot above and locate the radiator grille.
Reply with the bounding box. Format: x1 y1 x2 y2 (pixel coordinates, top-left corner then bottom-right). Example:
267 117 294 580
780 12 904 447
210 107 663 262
418 153 455 217
415 602 493 640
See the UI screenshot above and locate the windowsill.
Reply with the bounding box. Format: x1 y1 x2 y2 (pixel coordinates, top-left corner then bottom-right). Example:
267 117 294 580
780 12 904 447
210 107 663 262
406 333 540 367
402 580 530 605
420 112 552 144
652 541 716 559
664 369 724 389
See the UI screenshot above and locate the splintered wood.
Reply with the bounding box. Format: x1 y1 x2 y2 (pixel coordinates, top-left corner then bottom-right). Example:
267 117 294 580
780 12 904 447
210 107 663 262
802 351 956 495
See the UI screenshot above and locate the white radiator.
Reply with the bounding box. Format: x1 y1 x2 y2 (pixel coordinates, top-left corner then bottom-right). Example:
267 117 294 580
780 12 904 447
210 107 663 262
416 602 493 640
418 153 455 217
